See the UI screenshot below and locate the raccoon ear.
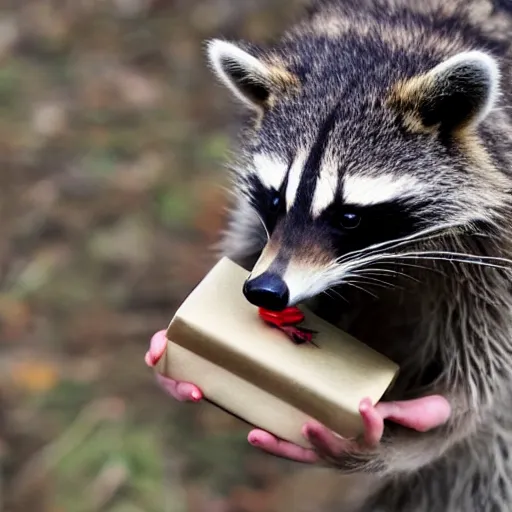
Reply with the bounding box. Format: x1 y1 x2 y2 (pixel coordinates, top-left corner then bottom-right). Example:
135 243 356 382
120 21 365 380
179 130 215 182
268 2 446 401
206 39 280 111
396 51 500 132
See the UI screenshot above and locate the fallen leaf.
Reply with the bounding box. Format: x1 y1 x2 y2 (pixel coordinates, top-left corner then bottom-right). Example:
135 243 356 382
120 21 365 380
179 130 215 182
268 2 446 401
10 360 59 394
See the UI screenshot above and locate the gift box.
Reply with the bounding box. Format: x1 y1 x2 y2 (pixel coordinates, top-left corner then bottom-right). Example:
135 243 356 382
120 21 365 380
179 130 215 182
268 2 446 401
155 257 399 448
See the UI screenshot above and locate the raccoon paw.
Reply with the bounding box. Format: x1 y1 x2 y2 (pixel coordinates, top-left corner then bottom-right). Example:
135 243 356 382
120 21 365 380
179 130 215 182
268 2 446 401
145 330 203 403
305 395 451 471
247 395 451 467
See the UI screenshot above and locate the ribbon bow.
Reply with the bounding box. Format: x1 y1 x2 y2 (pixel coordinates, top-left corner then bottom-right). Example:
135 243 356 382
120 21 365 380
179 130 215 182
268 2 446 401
258 306 318 347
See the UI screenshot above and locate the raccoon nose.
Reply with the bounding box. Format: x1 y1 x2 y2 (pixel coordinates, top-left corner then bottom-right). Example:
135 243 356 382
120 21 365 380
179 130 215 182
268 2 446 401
243 273 289 311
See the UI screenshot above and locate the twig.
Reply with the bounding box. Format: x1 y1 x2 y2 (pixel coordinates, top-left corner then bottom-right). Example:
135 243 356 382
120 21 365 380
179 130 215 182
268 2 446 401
87 461 129 510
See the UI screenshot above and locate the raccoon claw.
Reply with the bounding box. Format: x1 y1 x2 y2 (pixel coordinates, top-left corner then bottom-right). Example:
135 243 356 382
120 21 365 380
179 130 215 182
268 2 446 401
146 330 203 403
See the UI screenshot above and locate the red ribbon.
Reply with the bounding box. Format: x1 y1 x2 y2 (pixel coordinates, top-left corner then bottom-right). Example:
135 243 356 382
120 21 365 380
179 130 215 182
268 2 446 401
258 306 318 347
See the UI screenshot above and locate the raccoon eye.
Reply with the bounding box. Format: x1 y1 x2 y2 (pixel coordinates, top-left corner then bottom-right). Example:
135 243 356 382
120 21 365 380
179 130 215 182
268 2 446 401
340 212 361 229
269 190 282 212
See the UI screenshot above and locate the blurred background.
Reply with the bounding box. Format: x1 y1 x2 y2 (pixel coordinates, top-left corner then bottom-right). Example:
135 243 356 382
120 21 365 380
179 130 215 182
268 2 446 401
0 1 350 511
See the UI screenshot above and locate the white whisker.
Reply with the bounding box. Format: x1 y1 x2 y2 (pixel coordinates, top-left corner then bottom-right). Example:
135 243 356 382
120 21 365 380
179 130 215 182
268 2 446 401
336 222 464 265
343 280 379 299
323 287 349 304
355 267 421 283
249 205 270 242
389 255 511 271
339 249 512 275
349 272 398 289
385 250 512 266
394 261 448 277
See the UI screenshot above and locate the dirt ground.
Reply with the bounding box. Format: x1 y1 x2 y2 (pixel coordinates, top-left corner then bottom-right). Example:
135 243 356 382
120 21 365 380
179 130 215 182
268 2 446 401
0 1 353 511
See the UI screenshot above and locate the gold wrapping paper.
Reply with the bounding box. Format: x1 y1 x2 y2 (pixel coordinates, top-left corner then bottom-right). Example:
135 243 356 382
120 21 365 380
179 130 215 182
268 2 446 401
155 257 399 448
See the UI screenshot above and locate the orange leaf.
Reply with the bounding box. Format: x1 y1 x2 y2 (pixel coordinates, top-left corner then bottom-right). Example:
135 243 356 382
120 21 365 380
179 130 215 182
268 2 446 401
10 361 59 393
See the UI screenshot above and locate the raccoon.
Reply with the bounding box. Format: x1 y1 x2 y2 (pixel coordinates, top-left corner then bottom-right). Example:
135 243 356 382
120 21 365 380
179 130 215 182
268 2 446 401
205 0 512 510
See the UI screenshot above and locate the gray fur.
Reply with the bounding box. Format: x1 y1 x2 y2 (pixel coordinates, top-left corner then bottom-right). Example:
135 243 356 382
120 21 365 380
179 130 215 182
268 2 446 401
207 1 512 510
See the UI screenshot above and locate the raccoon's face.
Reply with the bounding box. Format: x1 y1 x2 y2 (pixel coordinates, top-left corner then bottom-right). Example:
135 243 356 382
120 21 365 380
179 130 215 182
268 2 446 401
207 39 508 311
